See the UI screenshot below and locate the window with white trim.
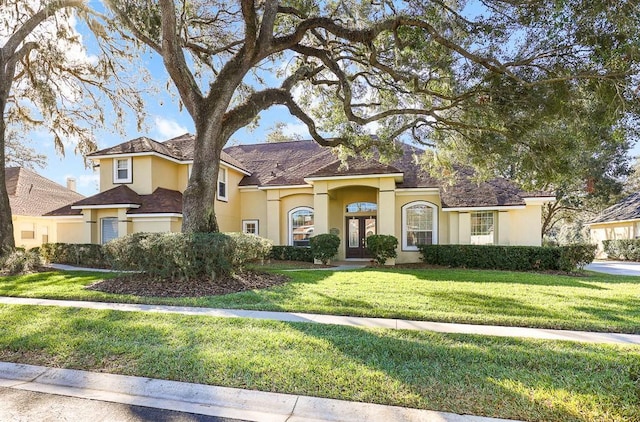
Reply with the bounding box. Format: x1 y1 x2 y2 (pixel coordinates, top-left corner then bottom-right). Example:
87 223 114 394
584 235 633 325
218 167 227 201
402 201 437 250
289 207 314 247
470 211 495 245
101 217 118 244
113 158 132 183
243 220 259 235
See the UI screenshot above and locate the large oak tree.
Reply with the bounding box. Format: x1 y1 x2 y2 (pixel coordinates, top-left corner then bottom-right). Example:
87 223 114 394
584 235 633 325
103 0 639 234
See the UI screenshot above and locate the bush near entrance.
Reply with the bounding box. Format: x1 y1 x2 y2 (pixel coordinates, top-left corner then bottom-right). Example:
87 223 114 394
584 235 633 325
310 233 341 264
366 235 398 265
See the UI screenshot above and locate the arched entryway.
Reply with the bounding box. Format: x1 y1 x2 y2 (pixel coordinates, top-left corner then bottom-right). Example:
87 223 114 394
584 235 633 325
345 201 377 259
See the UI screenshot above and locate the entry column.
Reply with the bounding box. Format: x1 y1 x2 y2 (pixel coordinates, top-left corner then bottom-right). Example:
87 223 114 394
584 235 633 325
266 189 281 244
313 181 329 236
377 178 396 264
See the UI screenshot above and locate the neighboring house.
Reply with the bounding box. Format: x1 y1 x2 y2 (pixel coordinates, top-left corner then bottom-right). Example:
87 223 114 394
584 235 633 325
46 134 555 263
588 192 640 257
5 167 84 248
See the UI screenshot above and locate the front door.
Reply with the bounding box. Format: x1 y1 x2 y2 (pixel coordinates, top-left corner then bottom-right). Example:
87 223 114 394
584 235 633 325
346 217 376 258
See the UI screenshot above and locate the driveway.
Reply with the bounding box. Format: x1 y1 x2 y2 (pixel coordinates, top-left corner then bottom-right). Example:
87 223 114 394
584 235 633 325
585 260 640 276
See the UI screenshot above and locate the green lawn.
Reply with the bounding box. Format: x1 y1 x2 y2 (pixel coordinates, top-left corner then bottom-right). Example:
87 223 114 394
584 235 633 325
0 304 637 422
0 268 639 333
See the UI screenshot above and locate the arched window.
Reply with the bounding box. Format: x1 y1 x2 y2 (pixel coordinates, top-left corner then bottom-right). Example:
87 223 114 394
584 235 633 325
289 207 314 246
402 201 438 250
345 202 377 213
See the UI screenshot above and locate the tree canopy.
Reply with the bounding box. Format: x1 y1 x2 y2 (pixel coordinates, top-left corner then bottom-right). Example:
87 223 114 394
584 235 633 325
104 0 640 234
0 0 144 255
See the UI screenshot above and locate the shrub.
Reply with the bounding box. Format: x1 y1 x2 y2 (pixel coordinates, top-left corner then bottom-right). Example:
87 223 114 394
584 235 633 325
558 244 597 271
0 249 42 275
366 235 398 265
226 232 273 267
419 244 597 272
418 244 561 271
603 239 640 261
269 246 313 262
310 233 341 264
40 243 107 268
104 232 235 280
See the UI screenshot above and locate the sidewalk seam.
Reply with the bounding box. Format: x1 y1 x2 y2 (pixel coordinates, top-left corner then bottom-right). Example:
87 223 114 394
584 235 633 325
285 396 300 422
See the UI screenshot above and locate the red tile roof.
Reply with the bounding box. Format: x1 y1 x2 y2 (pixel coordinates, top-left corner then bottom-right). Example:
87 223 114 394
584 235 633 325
5 167 84 216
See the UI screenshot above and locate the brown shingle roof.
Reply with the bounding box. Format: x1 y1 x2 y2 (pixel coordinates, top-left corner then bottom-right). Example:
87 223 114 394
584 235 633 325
128 188 182 214
88 133 248 173
5 167 84 216
590 192 640 224
224 141 552 208
46 185 183 216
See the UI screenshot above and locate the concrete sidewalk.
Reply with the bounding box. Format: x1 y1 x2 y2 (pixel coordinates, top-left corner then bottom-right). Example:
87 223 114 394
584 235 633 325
0 296 638 345
0 362 514 422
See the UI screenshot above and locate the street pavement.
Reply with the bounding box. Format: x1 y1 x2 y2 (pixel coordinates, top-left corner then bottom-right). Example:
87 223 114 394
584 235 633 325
585 260 640 276
0 387 246 422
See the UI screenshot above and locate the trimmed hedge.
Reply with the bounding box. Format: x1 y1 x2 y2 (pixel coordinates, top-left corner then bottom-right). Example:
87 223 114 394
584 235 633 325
269 245 313 262
226 232 273 268
40 243 107 268
0 249 42 275
603 239 640 261
104 232 234 280
418 244 596 272
310 234 341 264
366 235 398 265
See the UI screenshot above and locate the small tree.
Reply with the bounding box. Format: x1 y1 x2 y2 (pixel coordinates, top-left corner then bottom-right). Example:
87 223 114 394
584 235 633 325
310 234 340 265
366 235 398 265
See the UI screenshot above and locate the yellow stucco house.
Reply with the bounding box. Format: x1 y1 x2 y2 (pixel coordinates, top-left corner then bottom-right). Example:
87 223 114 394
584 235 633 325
588 192 640 257
46 134 555 263
5 167 84 249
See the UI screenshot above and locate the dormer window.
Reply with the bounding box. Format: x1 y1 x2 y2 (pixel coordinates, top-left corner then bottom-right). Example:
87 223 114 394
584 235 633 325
113 157 132 183
217 167 228 201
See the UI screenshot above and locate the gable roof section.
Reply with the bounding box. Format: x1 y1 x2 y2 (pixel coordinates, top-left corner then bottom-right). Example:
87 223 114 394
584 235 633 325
46 186 183 216
5 167 84 216
88 133 249 173
590 192 640 224
224 141 551 208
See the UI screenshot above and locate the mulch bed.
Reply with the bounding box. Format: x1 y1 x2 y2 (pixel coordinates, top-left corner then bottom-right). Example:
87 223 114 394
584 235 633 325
86 271 290 298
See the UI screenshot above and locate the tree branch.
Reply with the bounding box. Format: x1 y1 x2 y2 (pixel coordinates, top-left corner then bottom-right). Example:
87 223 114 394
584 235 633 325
158 0 203 117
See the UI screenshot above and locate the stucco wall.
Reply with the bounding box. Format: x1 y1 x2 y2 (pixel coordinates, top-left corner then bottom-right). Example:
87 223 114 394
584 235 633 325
55 220 85 244
507 205 543 246
132 218 176 234
216 166 244 233
590 220 638 257
150 156 180 192
99 156 154 194
239 189 268 237
12 215 59 249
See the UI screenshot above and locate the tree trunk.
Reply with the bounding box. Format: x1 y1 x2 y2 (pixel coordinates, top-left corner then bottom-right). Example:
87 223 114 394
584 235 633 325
181 120 225 233
0 108 16 256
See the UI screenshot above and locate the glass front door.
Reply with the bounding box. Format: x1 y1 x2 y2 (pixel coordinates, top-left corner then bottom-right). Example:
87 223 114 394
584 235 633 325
346 217 376 258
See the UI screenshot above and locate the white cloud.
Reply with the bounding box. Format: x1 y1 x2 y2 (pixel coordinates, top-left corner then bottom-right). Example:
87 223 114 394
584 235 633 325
281 122 311 138
153 116 188 139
